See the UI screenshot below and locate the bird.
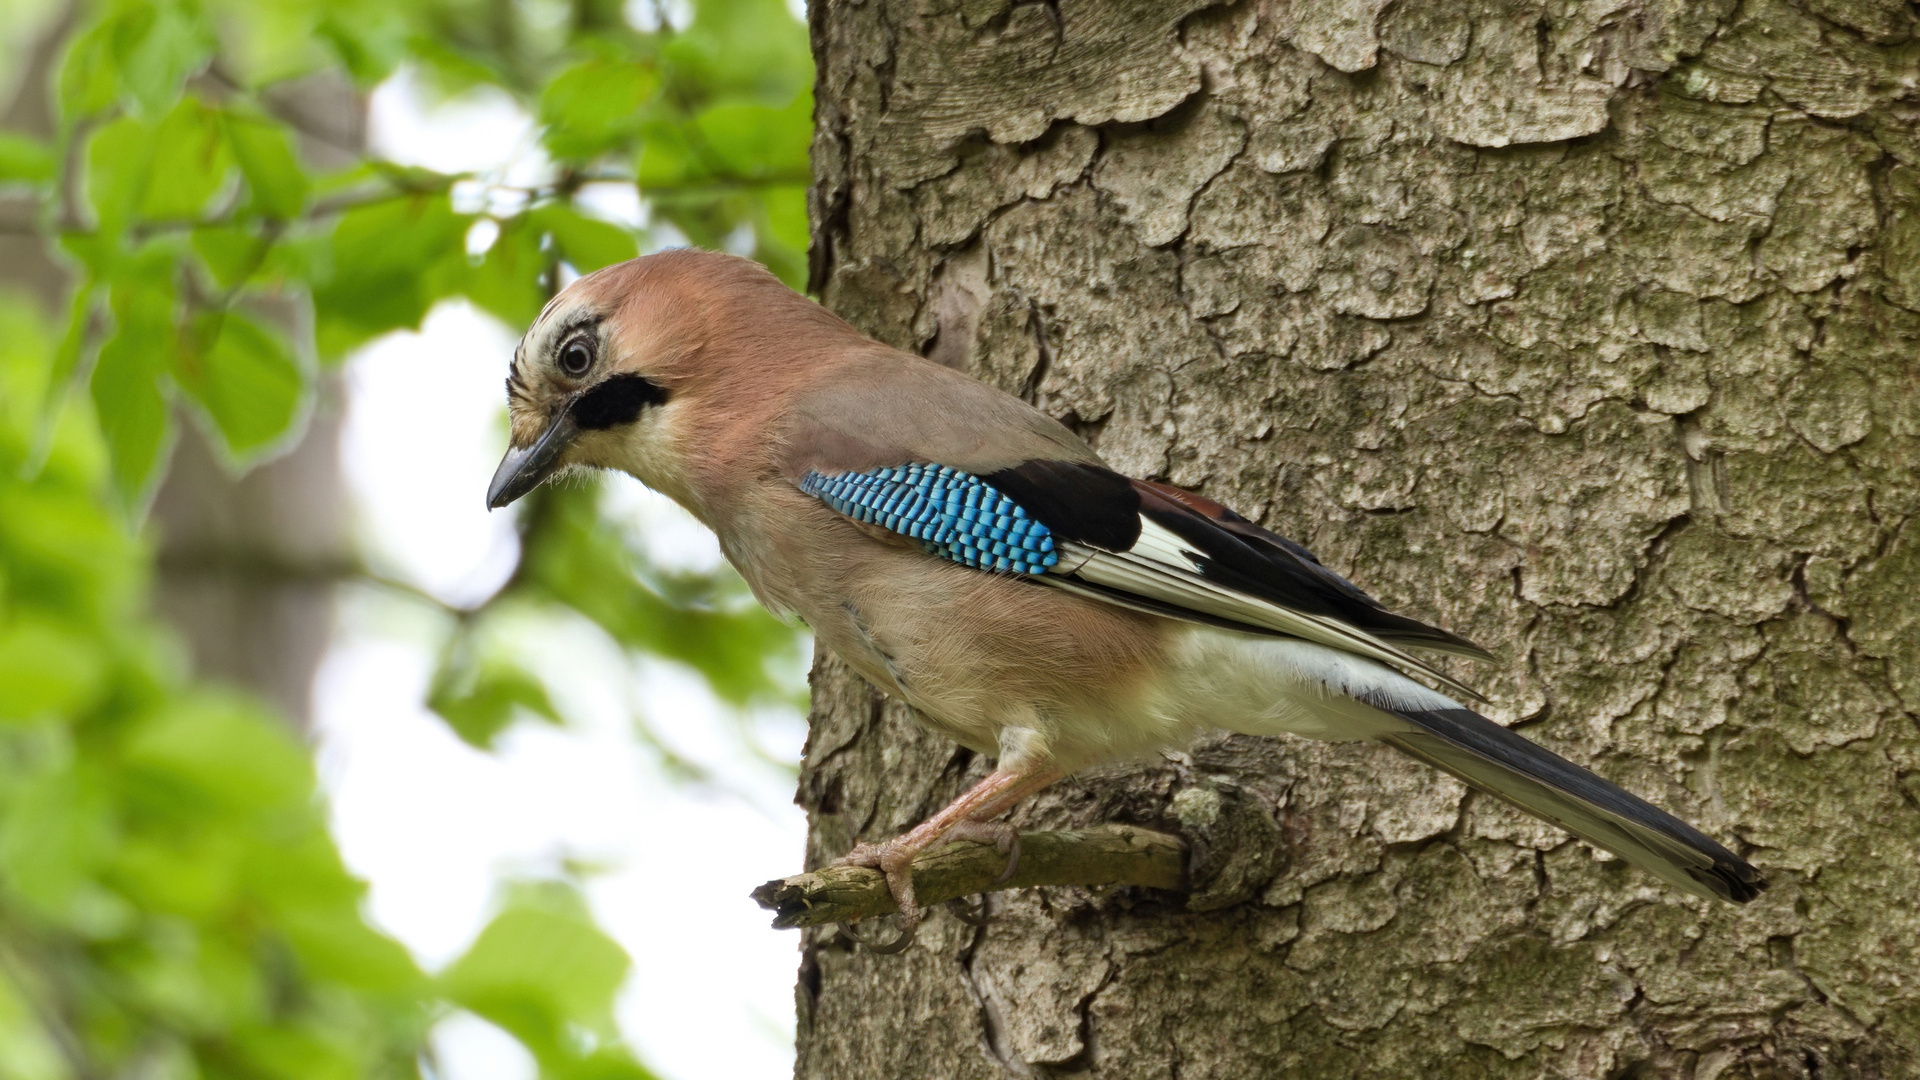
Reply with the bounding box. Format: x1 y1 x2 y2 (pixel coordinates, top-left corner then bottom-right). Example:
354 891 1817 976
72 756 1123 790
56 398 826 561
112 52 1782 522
486 248 1766 941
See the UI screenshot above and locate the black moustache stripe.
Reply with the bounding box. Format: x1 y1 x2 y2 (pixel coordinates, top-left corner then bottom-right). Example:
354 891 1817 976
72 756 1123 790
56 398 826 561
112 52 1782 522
572 374 669 429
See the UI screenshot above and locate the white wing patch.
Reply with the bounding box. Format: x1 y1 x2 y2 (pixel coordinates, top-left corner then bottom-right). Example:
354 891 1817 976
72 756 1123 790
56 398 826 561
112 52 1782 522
1129 517 1205 571
1044 517 1484 702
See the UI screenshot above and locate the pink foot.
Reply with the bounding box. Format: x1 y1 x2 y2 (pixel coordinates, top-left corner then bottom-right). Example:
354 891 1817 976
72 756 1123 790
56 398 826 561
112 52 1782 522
834 838 924 943
940 820 1022 883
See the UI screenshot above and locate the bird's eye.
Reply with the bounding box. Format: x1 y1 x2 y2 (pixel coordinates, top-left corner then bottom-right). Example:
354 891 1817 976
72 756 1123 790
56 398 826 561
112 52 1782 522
558 337 595 378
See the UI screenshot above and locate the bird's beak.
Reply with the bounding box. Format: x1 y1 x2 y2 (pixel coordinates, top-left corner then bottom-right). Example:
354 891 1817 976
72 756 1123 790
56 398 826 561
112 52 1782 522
487 409 580 509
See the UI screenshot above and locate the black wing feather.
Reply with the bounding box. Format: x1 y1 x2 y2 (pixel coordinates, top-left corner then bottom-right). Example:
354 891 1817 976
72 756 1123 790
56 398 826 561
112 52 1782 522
984 460 1491 662
981 459 1140 551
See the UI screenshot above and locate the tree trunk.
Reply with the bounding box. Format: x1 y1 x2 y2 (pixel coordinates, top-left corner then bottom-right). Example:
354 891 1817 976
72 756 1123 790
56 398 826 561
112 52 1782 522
796 1 1920 1075
148 382 351 728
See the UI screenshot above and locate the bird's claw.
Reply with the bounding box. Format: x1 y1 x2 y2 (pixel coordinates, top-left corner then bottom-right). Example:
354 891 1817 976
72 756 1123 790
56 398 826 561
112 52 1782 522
995 830 1021 885
838 916 918 954
832 821 1021 950
945 896 993 927
833 839 923 931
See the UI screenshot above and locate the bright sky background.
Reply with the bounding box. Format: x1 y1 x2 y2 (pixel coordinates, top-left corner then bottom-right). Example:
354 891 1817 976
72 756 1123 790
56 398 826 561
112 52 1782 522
309 69 811 1080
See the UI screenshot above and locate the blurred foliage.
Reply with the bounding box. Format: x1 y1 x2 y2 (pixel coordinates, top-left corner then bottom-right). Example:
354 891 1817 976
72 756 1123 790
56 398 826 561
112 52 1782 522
440 881 636 1076
0 290 433 1079
0 0 814 1075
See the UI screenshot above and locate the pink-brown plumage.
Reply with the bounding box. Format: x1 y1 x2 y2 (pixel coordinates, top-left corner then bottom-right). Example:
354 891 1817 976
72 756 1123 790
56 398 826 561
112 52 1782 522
487 249 1766 936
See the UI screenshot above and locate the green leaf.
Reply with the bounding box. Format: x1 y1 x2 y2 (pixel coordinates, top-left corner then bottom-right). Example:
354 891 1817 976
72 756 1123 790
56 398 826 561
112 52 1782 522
85 99 232 232
276 904 424 994
0 764 117 921
110 833 242 919
122 694 314 812
427 650 562 750
0 483 139 626
762 184 809 250
56 4 213 121
240 823 426 993
176 311 306 460
635 121 701 190
0 133 56 184
693 91 811 183
757 183 809 287
534 203 638 273
442 885 630 1062
0 294 60 449
228 1026 359 1080
141 97 233 222
540 59 657 162
90 271 175 512
33 284 100 458
402 35 501 95
313 190 468 357
664 0 811 106
314 4 411 85
85 115 159 234
115 3 215 119
191 224 266 290
462 215 548 329
223 112 310 219
212 1 327 86
0 615 106 722
58 11 128 119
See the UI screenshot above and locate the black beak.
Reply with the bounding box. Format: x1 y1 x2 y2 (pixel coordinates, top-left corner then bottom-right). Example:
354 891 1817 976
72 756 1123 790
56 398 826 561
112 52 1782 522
487 409 580 509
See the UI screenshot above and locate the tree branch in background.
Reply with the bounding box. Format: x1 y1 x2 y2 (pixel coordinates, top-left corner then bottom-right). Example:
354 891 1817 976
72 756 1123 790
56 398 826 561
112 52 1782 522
751 826 1189 929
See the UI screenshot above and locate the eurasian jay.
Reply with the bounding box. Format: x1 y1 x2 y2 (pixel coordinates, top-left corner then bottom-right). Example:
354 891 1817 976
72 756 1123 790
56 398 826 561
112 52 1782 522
487 249 1765 937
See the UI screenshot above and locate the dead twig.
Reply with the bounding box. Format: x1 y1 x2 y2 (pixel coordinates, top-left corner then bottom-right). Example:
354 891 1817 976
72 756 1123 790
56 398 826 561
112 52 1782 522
751 825 1188 929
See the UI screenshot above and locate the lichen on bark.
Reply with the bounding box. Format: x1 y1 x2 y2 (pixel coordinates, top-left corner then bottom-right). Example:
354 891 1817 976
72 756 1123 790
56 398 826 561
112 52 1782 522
800 0 1920 1074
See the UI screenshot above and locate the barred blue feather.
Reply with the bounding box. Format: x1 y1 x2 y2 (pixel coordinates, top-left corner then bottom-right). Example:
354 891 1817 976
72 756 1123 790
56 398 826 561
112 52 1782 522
799 464 1058 574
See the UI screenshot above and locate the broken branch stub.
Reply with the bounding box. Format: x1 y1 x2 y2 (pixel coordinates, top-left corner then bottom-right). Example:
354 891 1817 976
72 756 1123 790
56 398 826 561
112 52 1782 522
751 825 1189 929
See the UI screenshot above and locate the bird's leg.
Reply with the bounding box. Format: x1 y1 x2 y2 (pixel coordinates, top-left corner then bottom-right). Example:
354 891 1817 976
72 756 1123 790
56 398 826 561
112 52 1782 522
836 764 1063 932
941 766 1064 883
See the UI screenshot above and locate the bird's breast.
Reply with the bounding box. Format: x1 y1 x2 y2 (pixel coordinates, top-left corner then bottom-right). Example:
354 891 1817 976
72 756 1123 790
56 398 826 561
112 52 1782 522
715 484 1205 764
787 533 1184 765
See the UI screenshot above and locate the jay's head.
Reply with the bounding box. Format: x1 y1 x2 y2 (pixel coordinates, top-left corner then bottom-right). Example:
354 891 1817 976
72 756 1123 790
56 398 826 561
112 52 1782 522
486 248 831 510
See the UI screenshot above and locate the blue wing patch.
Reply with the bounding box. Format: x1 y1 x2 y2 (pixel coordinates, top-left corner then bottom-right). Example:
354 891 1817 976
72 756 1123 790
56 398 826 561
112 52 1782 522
799 463 1059 574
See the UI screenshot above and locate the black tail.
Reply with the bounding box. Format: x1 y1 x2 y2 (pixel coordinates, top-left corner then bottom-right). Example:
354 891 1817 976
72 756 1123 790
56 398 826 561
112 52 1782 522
1366 701 1765 903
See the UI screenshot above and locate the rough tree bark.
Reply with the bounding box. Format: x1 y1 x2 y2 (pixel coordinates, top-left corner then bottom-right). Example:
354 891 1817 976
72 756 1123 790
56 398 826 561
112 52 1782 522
795 1 1920 1076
